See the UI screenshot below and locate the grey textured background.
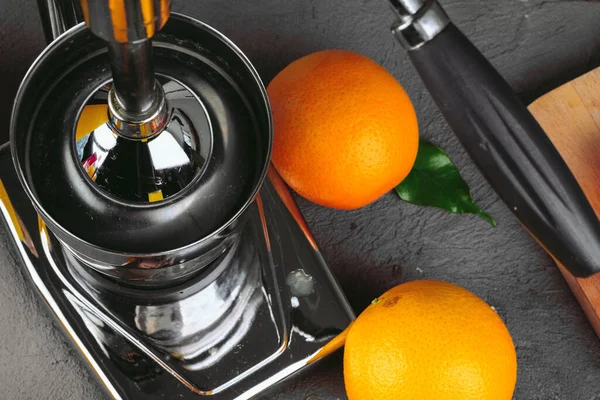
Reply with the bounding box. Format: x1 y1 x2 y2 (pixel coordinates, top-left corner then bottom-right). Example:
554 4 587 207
1 0 600 399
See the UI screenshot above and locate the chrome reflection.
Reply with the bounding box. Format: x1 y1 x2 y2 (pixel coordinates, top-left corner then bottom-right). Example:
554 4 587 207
65 291 166 386
75 78 212 203
62 228 237 287
38 216 206 395
61 206 290 393
0 143 354 399
133 237 264 370
0 179 37 257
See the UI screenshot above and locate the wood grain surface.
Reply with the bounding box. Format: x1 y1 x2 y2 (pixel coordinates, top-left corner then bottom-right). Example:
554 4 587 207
529 67 600 338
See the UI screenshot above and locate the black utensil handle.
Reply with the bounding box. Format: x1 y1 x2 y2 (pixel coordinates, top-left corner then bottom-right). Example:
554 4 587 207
405 22 600 277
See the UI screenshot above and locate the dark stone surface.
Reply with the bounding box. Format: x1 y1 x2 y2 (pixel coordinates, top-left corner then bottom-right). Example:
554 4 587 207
1 0 600 399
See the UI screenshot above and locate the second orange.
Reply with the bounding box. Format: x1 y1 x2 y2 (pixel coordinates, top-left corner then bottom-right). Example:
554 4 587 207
267 49 419 210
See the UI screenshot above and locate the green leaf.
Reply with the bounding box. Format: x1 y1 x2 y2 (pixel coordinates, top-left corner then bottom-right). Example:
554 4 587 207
395 139 496 227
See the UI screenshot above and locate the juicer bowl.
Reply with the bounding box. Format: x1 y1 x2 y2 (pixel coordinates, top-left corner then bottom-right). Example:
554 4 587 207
10 14 272 287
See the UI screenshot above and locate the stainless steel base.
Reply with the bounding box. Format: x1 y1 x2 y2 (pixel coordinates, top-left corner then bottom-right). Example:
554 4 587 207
0 143 354 399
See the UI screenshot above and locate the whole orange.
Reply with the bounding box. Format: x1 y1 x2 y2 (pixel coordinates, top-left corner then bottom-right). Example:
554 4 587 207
344 280 517 400
267 49 419 209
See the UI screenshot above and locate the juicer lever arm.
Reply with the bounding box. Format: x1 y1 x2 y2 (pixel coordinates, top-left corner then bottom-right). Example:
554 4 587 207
388 0 600 277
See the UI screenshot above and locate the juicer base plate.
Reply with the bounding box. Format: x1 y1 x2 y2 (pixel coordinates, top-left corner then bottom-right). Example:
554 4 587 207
0 143 354 399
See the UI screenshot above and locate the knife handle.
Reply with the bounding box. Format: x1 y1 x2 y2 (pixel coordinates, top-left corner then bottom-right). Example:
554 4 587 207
390 1 600 277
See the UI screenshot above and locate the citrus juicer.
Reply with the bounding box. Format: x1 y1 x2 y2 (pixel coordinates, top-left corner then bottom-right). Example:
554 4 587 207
2 0 353 398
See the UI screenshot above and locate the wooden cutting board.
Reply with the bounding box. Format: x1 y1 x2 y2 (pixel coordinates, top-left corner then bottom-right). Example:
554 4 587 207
528 67 600 337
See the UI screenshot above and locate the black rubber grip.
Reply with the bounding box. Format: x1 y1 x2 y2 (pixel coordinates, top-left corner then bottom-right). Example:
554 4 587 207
408 23 600 277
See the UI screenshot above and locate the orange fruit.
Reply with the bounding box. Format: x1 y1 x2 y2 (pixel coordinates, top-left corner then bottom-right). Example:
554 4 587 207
267 49 418 210
344 280 517 400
